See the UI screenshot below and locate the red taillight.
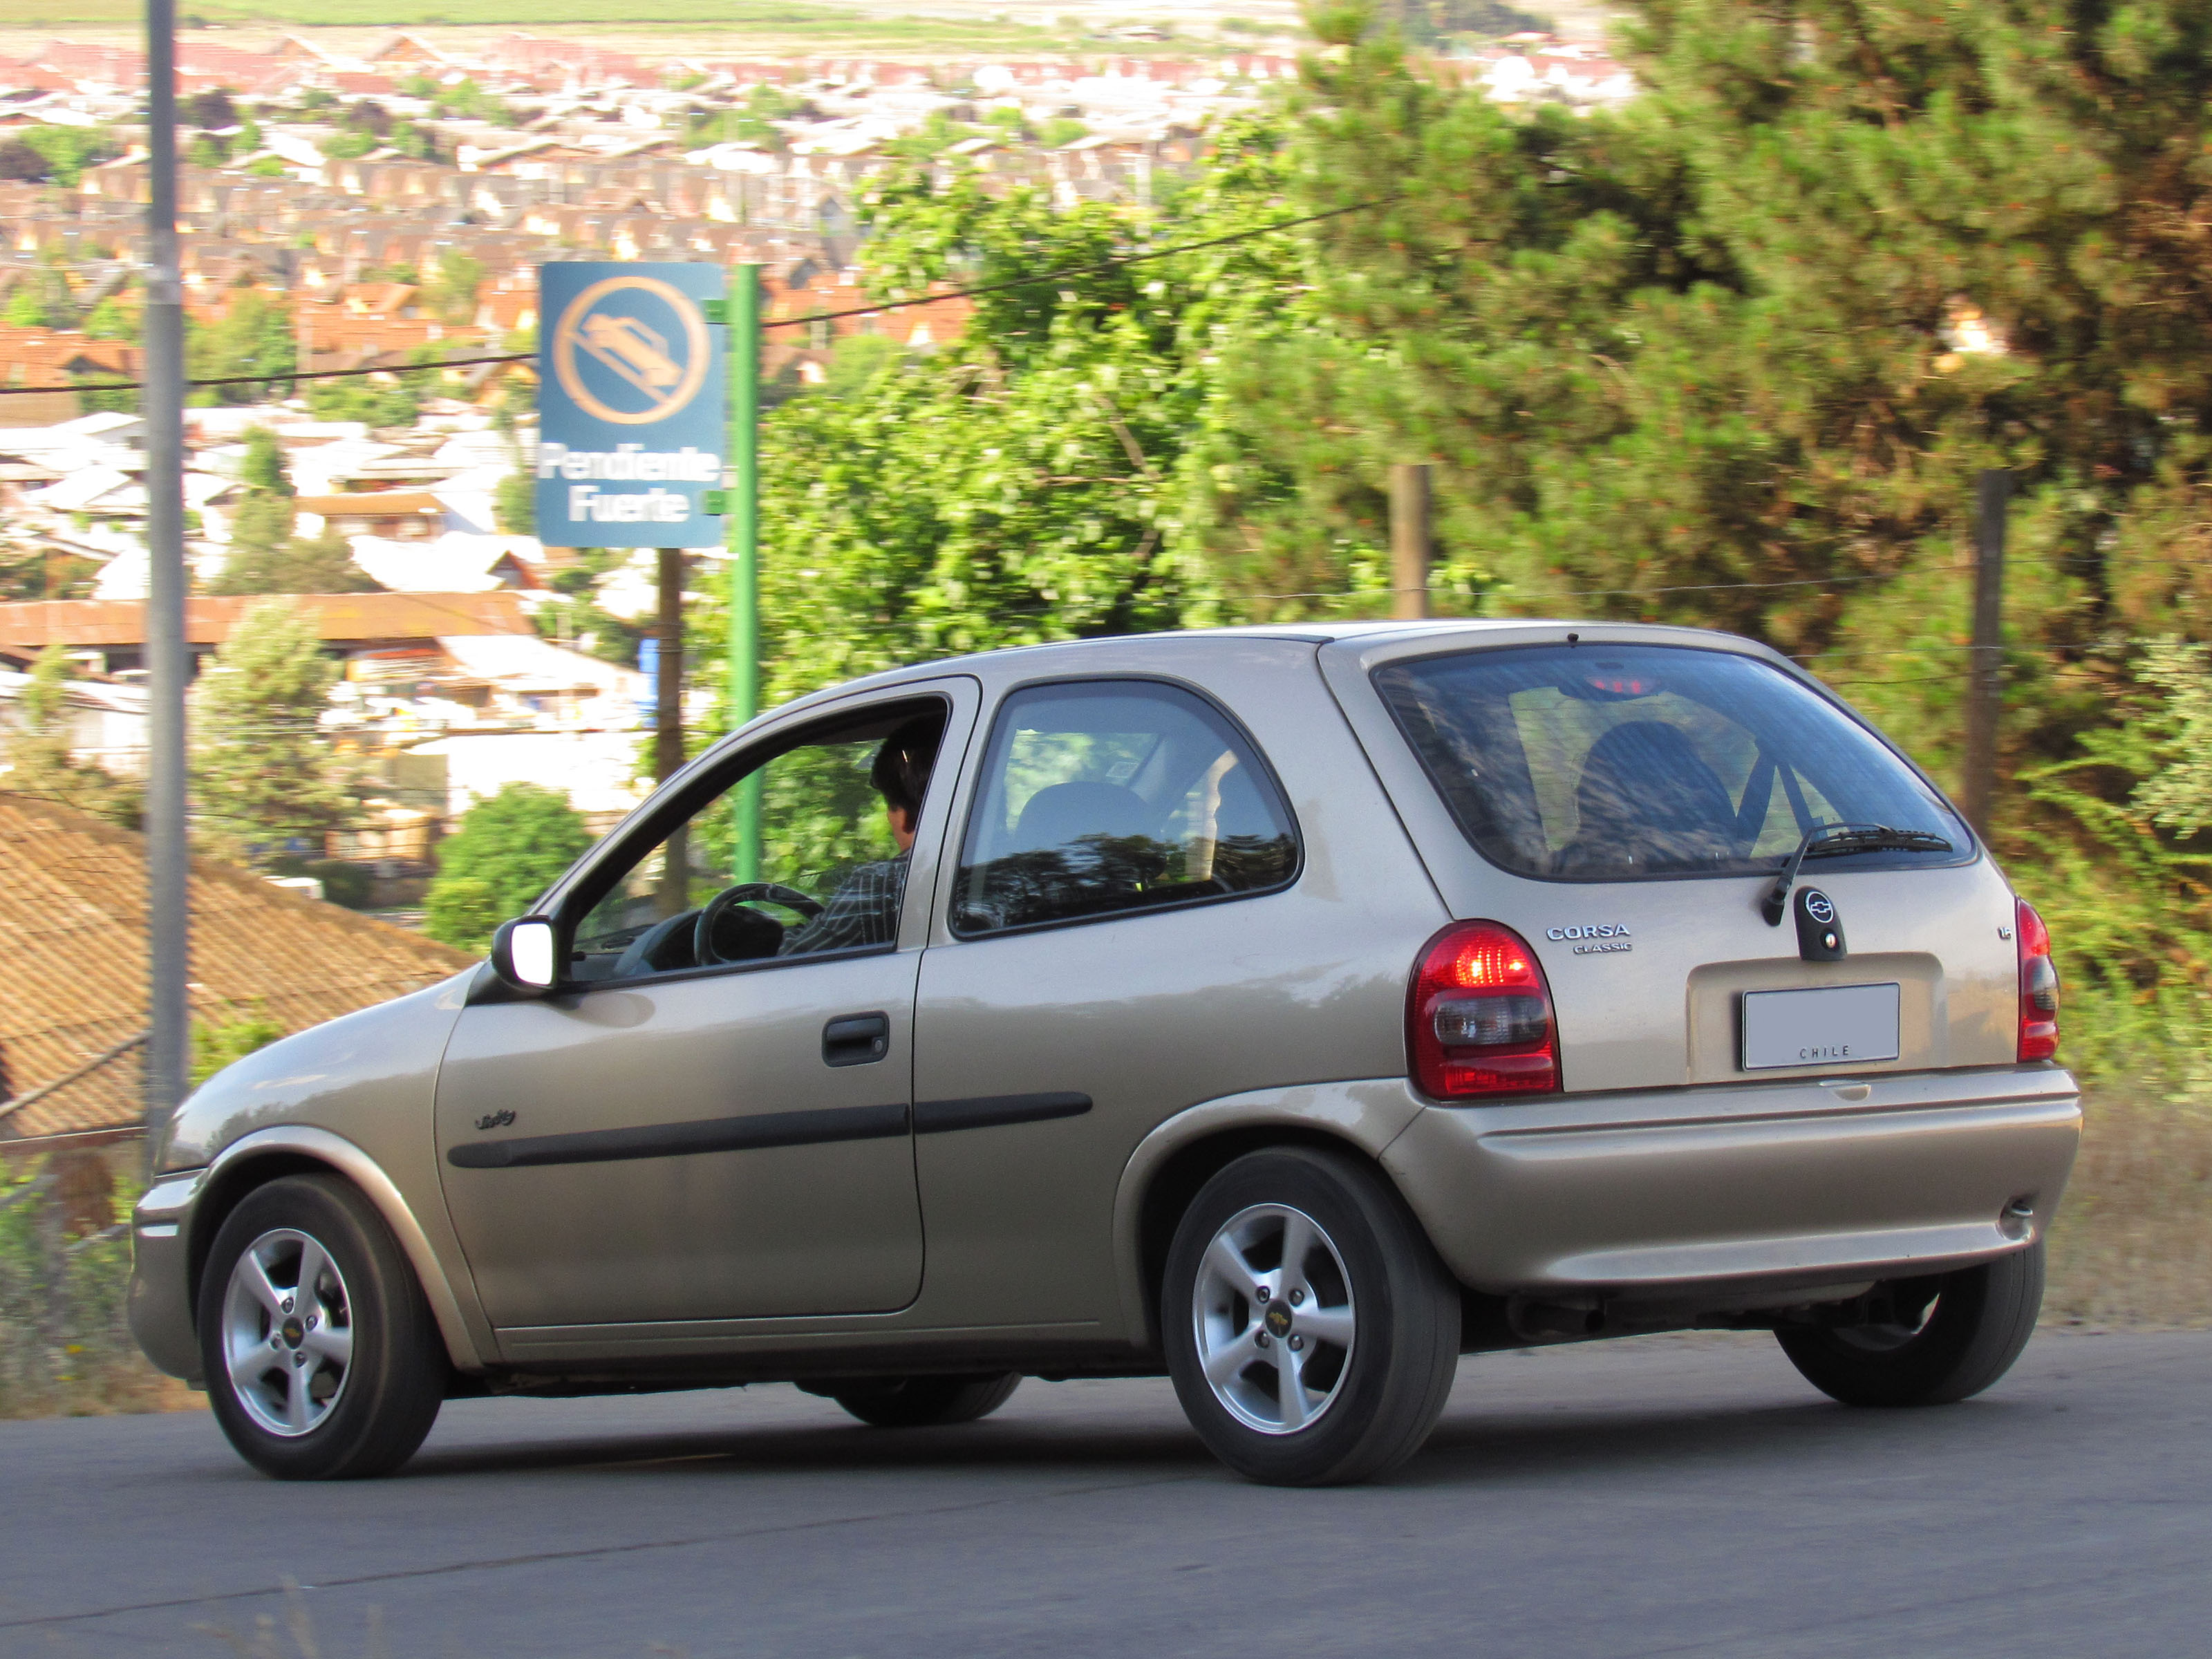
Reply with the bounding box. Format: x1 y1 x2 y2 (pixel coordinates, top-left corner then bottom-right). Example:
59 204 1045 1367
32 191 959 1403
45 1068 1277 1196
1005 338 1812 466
1408 921 1559 1099
2016 897 2059 1062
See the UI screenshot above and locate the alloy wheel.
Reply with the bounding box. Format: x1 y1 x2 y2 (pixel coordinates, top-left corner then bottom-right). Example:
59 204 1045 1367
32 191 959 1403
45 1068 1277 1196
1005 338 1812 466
1190 1202 1356 1434
219 1226 354 1437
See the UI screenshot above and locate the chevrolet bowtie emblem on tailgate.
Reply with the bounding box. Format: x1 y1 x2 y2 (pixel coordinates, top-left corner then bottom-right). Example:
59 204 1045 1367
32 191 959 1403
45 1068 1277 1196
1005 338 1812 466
1547 924 1633 955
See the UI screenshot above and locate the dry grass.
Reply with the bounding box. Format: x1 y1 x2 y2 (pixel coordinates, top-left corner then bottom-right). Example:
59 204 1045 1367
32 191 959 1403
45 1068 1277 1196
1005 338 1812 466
2044 1087 2212 1328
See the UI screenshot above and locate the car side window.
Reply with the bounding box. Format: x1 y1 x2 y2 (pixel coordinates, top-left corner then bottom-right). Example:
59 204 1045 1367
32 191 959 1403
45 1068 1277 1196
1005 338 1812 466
950 680 1297 937
567 702 947 983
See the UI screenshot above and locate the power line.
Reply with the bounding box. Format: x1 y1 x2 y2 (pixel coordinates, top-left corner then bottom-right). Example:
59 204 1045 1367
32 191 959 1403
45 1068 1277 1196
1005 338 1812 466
756 198 1392 330
1250 563 1988 604
0 198 1391 398
0 350 531 399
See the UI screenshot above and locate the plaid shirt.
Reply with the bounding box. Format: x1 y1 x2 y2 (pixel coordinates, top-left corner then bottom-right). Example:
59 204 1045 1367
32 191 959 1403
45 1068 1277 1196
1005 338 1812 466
779 854 908 957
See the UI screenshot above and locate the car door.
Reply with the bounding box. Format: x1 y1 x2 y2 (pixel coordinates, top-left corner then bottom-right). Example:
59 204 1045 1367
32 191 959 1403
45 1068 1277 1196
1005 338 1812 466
433 680 977 1333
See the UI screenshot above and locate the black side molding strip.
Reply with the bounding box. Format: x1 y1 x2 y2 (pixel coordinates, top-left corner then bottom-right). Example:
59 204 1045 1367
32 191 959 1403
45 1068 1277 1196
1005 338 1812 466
448 1101 909 1170
912 1092 1092 1134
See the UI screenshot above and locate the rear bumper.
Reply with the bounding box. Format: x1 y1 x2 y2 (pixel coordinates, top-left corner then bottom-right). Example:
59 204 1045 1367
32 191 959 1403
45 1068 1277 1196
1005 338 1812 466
1382 1065 2080 1302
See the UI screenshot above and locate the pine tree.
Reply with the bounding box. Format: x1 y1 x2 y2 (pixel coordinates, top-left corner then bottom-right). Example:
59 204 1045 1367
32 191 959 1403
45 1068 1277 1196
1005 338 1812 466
191 599 355 868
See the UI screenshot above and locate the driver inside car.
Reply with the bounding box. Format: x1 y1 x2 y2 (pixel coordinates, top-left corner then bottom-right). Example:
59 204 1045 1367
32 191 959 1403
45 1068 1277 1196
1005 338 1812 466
778 715 941 957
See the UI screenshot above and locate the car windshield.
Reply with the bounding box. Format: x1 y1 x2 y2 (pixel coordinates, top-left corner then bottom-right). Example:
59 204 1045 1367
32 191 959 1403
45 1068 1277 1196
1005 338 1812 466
1373 644 1971 883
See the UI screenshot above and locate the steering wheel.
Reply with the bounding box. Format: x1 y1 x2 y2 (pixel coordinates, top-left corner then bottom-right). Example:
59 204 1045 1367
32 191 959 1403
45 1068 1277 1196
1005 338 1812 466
694 881 825 966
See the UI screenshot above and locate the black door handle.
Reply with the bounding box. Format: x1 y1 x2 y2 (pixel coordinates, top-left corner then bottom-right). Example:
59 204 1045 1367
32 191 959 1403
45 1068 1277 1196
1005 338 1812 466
823 1012 890 1067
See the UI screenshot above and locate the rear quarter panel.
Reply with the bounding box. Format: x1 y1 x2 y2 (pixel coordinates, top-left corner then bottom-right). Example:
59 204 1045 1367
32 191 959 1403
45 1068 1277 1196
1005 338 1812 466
908 636 1450 1335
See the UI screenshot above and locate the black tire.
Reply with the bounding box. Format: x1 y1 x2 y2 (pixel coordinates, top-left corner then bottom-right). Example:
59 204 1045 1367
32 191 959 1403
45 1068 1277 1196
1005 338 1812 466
1163 1146 1460 1486
829 1373 1022 1428
1776 1241 2045 1408
197 1174 448 1479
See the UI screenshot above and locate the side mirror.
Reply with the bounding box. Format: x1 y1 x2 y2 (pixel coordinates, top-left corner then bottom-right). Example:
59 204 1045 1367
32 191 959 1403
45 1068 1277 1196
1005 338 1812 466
489 917 561 993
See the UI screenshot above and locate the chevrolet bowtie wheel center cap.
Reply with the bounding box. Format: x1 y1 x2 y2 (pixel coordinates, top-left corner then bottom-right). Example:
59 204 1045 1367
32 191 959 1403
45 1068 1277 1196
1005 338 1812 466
1264 1302 1294 1338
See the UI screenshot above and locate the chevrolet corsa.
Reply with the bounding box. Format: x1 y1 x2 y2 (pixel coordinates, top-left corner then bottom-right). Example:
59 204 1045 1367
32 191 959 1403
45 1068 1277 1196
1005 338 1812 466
130 621 2079 1486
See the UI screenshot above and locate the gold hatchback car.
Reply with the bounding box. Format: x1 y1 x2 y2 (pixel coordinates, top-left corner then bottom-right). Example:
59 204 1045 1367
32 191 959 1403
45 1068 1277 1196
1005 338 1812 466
131 621 2079 1485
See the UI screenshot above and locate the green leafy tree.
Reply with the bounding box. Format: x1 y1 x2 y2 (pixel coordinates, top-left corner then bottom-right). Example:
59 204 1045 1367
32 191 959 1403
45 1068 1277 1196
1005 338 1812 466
12 126 116 188
82 296 135 340
209 524 380 597
1371 0 1547 42
427 251 484 325
185 88 236 129
1238 1 2212 1082
190 1008 284 1089
493 468 534 536
693 130 1326 722
1 644 139 825
216 427 294 574
191 599 355 869
306 375 419 428
185 288 294 406
424 783 593 952
3 283 48 328
0 138 48 182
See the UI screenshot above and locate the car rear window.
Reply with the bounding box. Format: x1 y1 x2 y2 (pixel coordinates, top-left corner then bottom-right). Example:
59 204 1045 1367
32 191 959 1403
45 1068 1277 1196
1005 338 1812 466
1373 644 1971 883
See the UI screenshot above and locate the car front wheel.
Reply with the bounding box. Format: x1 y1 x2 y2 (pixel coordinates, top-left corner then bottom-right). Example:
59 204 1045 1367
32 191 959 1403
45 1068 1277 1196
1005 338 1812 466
1776 1240 2045 1408
1163 1146 1461 1486
198 1174 448 1480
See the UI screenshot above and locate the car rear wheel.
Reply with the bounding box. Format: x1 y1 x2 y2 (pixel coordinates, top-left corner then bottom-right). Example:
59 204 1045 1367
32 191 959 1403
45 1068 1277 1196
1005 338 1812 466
826 1373 1022 1427
1776 1241 2045 1408
198 1174 448 1480
1163 1146 1461 1486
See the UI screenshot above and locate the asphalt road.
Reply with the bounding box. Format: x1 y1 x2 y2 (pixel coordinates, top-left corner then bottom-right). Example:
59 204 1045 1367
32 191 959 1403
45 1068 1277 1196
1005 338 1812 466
3 1329 2207 1659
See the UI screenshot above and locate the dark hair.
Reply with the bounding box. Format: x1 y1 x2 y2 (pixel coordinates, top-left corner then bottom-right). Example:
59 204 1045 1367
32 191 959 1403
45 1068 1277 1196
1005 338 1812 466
870 714 942 818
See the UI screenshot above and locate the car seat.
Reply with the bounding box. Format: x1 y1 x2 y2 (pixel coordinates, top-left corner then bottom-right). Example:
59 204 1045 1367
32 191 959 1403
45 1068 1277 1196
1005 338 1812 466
1554 721 1736 874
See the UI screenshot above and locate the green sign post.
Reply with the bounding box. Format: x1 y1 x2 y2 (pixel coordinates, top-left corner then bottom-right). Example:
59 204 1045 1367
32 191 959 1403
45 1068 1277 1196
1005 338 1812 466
728 263 762 882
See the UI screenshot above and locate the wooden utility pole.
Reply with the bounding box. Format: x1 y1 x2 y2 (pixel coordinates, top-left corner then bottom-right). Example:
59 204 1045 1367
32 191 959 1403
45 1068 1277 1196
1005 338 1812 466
653 547 688 915
1962 469 2010 838
654 547 685 784
1389 462 1432 621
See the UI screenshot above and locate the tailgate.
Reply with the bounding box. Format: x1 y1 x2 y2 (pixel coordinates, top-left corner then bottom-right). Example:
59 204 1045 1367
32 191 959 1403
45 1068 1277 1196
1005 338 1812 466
1320 626 2021 1092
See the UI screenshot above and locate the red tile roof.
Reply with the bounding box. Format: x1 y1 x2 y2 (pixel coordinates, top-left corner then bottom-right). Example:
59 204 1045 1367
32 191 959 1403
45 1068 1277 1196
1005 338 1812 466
0 592 534 653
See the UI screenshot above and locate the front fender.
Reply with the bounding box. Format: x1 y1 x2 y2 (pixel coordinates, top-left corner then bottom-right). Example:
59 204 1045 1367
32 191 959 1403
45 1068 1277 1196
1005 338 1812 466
135 973 494 1376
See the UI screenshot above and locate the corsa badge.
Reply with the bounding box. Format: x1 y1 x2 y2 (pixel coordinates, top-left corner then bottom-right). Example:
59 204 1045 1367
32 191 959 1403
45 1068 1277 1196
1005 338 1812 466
1547 923 1632 955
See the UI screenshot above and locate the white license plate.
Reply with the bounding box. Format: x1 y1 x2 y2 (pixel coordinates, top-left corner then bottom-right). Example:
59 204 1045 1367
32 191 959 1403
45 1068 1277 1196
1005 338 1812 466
1741 983 1901 1071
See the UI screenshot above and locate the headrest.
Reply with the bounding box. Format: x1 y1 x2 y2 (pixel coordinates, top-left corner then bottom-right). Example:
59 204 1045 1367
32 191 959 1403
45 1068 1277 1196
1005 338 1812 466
1575 720 1732 833
1008 780 1155 854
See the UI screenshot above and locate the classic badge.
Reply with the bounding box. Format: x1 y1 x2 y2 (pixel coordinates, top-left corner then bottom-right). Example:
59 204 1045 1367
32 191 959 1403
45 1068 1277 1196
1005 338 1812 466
1547 923 1632 955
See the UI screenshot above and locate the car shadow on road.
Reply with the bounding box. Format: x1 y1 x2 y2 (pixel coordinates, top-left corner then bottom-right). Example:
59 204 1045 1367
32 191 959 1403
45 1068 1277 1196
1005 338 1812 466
404 1416 1217 1481
393 1385 2047 1488
1404 1391 2046 1487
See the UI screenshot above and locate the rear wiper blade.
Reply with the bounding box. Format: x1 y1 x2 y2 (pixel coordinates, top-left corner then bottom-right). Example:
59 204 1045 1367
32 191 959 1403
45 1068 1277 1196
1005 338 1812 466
1761 823 1955 926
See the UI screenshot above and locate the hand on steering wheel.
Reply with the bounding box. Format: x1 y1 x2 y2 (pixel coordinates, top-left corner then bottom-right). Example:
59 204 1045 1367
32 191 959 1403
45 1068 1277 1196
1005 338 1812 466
693 881 825 966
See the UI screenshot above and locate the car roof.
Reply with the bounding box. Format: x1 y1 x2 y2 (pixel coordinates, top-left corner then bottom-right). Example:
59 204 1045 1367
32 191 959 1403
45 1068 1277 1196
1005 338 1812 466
808 618 1772 696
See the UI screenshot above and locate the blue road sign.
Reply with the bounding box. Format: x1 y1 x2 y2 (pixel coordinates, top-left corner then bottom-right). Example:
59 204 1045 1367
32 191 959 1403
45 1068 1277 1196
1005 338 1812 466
536 262 725 547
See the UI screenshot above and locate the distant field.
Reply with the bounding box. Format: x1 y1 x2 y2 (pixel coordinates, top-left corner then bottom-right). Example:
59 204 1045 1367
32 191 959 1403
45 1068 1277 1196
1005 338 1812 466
0 0 1078 46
